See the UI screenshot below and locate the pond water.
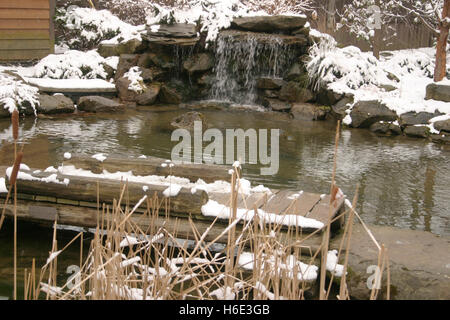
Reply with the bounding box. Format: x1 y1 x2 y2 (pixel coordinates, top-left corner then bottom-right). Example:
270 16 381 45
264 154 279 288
0 105 449 299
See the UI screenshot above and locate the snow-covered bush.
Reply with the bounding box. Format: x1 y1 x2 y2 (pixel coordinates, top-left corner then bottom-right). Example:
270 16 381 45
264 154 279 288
380 50 435 79
56 6 144 50
0 73 39 115
33 50 117 80
306 40 389 92
124 67 146 93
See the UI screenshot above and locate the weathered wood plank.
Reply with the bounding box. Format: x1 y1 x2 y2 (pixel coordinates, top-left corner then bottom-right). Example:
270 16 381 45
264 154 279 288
263 190 298 213
0 29 50 40
65 155 232 183
0 9 49 19
0 19 49 30
3 199 323 253
306 196 345 226
0 49 50 60
6 170 209 216
0 39 50 50
286 192 322 216
0 0 50 9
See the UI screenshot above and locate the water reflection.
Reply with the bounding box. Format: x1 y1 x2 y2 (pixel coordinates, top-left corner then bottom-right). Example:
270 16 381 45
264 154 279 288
0 108 449 236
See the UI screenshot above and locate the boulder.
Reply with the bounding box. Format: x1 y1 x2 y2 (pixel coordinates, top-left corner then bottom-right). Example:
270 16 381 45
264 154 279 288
147 23 197 38
219 29 308 46
262 98 291 111
183 53 215 74
350 100 397 128
290 103 328 121
426 82 450 102
136 84 161 105
433 119 450 133
331 223 450 300
403 125 430 138
256 77 286 90
98 43 119 58
171 111 206 131
116 77 138 102
0 103 10 118
148 52 176 70
285 63 308 83
262 89 279 99
399 111 442 127
369 121 401 136
78 96 125 113
117 38 145 55
231 15 307 33
316 88 344 106
431 134 450 144
37 94 75 114
115 54 140 80
279 82 314 103
331 97 353 119
159 85 182 104
197 73 215 87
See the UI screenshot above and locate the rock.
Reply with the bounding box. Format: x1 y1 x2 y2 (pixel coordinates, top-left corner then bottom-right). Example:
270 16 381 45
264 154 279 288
78 96 125 113
403 125 430 138
0 103 10 118
197 73 215 87
148 23 197 38
117 38 145 55
431 133 450 144
290 103 328 121
292 26 310 37
316 88 343 106
285 63 308 83
136 84 161 105
350 100 397 128
279 82 314 103
262 98 291 111
331 223 450 300
159 85 182 104
426 82 450 102
331 97 353 119
37 94 75 114
219 30 308 47
399 111 442 127
98 43 119 58
101 62 116 80
369 121 401 136
171 111 206 131
116 77 137 102
144 35 200 47
378 83 397 92
262 90 279 99
115 54 139 81
231 15 307 33
433 119 450 133
148 52 176 70
183 53 215 74
257 77 286 90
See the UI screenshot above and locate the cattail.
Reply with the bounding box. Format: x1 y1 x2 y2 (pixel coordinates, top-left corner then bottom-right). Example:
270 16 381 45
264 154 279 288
11 109 19 141
9 152 23 187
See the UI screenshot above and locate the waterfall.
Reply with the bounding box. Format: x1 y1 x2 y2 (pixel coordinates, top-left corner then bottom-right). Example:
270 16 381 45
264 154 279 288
210 31 297 104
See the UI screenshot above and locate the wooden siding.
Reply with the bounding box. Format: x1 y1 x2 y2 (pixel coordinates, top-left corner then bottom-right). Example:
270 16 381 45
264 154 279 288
0 0 55 61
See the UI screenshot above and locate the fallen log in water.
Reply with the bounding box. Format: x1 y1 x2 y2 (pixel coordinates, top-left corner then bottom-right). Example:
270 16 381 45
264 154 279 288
64 155 231 183
5 169 208 216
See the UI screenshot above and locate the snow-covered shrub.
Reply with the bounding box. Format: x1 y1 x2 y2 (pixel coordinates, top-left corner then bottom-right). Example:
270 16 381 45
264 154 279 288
306 40 393 93
55 6 143 50
0 73 39 115
33 50 116 80
380 50 434 79
124 67 146 93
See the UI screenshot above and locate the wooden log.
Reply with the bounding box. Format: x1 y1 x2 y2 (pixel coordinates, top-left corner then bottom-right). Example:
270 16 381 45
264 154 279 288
5 169 208 216
64 155 232 183
2 199 323 254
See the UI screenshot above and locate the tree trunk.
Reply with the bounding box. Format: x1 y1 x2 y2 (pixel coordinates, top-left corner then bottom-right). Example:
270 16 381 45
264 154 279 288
434 0 450 82
372 0 382 59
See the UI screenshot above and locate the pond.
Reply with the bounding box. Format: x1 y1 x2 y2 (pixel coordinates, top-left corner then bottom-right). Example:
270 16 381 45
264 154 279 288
0 104 449 299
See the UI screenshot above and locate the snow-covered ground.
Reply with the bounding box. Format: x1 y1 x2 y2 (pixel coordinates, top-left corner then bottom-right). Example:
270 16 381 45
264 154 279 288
307 41 450 129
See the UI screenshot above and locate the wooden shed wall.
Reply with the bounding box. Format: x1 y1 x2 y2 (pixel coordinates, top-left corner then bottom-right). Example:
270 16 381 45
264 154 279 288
0 0 55 61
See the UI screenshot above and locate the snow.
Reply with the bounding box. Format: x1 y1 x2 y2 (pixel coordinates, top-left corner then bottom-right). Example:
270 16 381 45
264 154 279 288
0 72 39 114
163 184 182 197
32 50 112 80
143 186 149 192
124 67 146 93
44 166 58 173
0 178 7 193
64 152 72 160
58 6 145 46
45 250 62 267
238 251 318 282
326 250 346 277
23 78 116 91
120 256 141 268
201 200 324 229
138 155 147 159
92 153 107 162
